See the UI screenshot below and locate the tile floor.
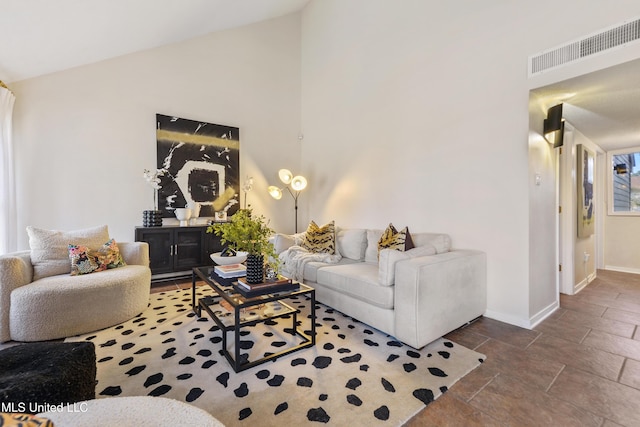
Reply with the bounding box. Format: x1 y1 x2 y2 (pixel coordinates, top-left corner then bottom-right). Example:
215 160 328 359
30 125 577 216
153 269 640 426
406 269 640 427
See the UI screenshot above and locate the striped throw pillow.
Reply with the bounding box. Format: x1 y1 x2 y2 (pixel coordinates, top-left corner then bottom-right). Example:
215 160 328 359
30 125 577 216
378 223 414 254
301 221 336 254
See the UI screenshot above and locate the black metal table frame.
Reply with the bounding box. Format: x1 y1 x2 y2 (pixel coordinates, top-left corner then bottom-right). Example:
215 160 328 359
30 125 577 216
192 267 316 372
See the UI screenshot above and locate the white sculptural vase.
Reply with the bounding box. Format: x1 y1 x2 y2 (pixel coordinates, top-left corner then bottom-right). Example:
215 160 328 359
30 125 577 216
186 202 201 225
174 208 192 226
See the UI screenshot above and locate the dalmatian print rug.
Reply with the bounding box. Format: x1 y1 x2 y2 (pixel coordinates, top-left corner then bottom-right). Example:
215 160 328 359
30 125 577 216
66 286 485 426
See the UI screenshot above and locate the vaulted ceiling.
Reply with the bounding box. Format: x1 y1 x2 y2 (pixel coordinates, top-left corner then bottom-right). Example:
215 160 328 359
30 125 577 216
2 0 639 152
0 0 310 82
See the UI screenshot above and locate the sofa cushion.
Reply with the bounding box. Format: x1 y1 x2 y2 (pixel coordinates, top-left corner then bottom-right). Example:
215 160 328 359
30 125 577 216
364 229 383 263
27 225 110 281
378 249 410 286
317 263 394 309
378 245 438 286
280 257 359 283
10 265 150 341
335 228 367 260
301 221 336 254
410 233 452 254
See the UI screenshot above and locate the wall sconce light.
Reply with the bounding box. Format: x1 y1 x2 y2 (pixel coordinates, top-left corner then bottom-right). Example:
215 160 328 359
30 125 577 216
543 103 564 148
614 164 628 175
268 168 308 233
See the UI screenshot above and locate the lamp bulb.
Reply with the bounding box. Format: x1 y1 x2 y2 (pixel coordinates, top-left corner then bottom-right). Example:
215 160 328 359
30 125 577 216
290 176 307 191
268 186 283 200
278 169 293 185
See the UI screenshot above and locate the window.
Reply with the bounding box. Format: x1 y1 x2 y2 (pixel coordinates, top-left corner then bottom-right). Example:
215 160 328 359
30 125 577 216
609 148 640 215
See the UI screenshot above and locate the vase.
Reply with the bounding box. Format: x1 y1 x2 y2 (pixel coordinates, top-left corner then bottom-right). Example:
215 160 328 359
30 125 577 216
187 202 201 225
174 208 192 227
265 264 278 281
143 210 162 227
245 254 264 284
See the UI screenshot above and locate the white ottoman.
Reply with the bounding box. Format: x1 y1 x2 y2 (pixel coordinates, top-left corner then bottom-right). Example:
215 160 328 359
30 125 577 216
38 396 224 427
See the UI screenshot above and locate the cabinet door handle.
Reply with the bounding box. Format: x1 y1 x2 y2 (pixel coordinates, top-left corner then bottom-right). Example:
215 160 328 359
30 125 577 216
170 245 173 256
174 244 178 256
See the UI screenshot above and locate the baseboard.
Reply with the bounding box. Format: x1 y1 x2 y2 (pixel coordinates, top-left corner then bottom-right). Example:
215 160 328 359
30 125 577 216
577 271 597 292
528 300 560 329
566 271 597 296
485 300 560 330
483 309 531 329
574 277 588 294
604 265 640 275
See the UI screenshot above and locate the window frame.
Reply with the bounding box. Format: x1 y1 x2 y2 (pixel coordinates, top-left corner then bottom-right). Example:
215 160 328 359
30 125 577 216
607 146 640 216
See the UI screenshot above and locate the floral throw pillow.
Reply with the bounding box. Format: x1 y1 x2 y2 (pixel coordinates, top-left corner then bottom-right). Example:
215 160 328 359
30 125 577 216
101 238 126 269
69 238 126 276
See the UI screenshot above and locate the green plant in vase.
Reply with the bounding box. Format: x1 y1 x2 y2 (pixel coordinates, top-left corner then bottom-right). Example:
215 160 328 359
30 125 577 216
207 209 277 283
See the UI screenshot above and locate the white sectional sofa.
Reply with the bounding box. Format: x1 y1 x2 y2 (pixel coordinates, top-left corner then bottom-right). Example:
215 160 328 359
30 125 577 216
273 228 486 349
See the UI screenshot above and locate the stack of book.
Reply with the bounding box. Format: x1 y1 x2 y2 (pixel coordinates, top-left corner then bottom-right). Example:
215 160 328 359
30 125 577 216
234 275 299 297
213 263 246 278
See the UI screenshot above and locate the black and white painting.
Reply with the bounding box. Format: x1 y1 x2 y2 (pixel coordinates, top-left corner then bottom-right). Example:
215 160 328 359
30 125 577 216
156 114 240 218
577 144 595 238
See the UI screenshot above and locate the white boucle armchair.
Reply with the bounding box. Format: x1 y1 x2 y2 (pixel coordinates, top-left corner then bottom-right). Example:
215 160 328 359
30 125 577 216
0 242 151 343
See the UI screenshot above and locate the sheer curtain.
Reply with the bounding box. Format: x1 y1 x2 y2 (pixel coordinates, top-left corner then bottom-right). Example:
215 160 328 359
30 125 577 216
0 81 16 255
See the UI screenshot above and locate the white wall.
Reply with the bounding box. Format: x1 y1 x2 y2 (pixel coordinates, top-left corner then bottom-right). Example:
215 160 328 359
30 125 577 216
301 0 640 327
11 14 302 248
528 95 558 324
605 216 640 272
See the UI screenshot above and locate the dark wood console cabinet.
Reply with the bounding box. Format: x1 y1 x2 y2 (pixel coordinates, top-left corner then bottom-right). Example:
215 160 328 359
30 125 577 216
135 225 223 281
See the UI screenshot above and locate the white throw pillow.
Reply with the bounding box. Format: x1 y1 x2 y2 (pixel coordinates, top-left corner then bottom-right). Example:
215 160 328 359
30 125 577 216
27 225 110 281
364 229 384 263
271 233 296 255
410 233 452 254
336 228 367 261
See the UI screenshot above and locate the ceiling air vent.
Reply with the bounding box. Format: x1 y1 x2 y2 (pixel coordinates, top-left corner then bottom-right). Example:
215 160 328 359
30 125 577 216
529 17 640 76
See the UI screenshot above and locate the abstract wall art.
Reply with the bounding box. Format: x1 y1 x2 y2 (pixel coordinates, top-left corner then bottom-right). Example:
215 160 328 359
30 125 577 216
577 144 595 238
156 114 240 218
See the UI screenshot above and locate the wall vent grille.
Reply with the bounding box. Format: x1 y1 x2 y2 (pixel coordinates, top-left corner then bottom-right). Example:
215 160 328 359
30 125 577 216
529 17 640 76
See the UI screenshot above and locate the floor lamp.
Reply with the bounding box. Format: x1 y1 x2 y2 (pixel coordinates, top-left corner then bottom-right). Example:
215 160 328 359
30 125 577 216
268 169 308 233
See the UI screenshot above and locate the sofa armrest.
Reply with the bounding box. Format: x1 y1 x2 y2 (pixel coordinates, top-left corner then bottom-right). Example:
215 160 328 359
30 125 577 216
394 249 486 349
0 251 33 342
118 241 149 267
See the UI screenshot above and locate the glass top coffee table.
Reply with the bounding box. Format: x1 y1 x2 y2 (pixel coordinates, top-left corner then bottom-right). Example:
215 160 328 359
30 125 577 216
192 266 316 372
